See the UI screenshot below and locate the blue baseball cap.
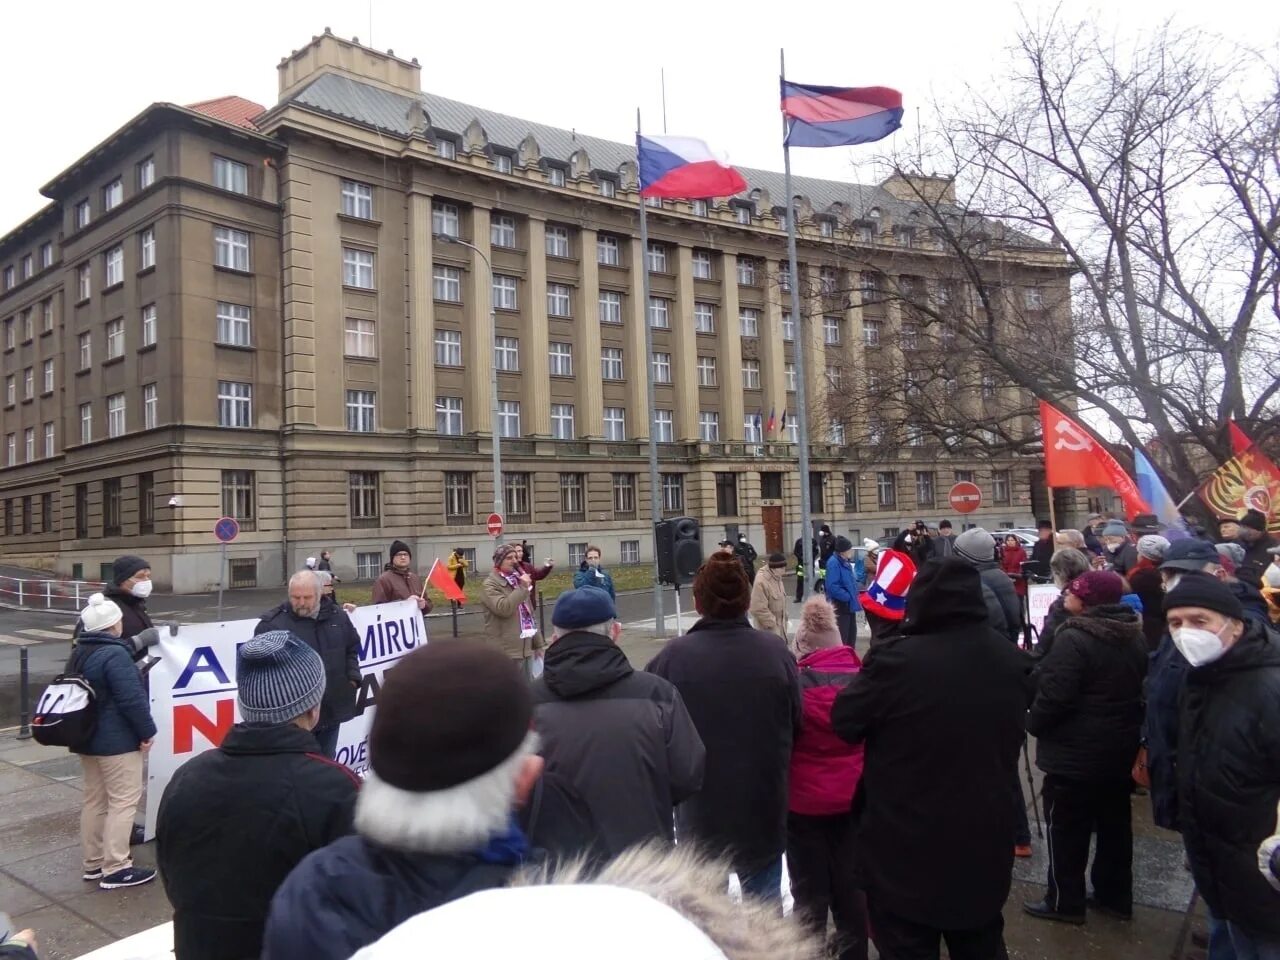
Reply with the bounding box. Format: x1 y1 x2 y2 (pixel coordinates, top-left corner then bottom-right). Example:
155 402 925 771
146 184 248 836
551 586 617 630
1159 539 1219 572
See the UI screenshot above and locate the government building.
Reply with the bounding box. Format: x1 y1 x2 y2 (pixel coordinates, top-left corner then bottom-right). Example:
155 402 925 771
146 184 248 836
0 31 1073 591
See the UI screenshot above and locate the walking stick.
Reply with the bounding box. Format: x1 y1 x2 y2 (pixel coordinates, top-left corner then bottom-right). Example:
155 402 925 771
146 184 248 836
1022 734 1043 839
1170 887 1199 960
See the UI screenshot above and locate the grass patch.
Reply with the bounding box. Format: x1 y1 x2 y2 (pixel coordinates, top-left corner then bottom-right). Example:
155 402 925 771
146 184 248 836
336 563 657 609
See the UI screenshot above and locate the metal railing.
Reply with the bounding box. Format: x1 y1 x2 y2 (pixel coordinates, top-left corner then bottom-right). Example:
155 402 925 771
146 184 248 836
0 576 106 611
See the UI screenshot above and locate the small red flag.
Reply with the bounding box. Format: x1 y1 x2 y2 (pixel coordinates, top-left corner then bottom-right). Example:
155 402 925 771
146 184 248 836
426 559 466 604
1039 401 1150 519
1228 420 1253 456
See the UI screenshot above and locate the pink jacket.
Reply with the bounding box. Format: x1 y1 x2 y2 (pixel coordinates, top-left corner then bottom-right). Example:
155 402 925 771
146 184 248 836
788 645 866 816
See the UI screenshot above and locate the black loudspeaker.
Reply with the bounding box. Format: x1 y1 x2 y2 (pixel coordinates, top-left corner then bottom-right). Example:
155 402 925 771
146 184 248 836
655 516 703 586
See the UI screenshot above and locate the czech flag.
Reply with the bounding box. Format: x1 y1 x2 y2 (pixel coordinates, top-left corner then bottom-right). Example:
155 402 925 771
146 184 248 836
637 135 748 199
781 82 904 148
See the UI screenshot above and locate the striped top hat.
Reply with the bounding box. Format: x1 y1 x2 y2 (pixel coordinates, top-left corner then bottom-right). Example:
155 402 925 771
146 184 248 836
860 548 917 621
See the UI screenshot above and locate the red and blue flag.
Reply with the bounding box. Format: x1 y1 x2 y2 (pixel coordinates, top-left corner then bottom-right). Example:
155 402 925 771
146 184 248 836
637 135 748 199
781 82 903 148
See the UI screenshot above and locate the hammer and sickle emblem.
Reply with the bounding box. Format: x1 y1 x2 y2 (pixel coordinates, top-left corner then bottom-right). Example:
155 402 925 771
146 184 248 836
1053 419 1094 452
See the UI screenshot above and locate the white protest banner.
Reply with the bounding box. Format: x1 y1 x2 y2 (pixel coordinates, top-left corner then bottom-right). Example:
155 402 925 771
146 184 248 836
1027 583 1060 638
144 599 424 839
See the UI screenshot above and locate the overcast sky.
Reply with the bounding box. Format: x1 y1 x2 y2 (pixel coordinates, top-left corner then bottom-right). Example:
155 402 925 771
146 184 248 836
2 0 1277 230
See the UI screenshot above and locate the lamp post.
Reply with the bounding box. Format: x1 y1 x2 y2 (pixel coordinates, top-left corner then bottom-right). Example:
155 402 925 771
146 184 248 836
435 233 502 520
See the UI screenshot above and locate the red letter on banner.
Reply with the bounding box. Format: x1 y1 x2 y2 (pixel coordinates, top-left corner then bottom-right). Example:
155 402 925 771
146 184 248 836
173 699 235 753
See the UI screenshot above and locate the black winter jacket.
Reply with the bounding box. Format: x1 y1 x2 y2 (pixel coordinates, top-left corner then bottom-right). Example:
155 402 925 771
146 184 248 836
967 561 1023 642
1238 532 1279 584
1127 561 1167 650
1178 621 1280 937
832 559 1034 930
156 723 359 960
1028 604 1147 781
254 598 361 727
1037 594 1069 659
646 616 802 874
532 631 704 858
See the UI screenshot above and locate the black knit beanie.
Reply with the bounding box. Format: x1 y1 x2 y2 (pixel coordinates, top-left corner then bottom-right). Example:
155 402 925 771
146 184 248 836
1238 509 1267 533
112 555 150 585
389 540 412 561
1163 572 1245 622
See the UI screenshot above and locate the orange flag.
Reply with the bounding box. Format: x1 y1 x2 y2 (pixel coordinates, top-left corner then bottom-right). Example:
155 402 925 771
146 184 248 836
1040 401 1150 519
426 559 466 604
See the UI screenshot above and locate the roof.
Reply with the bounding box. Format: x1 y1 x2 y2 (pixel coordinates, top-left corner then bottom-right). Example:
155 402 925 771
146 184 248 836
186 95 266 130
284 72 896 217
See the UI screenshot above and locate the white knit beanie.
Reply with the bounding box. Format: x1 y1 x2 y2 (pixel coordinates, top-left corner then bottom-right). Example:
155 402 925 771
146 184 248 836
81 592 123 633
1264 565 1280 589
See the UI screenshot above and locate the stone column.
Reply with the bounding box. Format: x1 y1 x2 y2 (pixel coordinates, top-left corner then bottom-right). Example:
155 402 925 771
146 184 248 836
576 227 604 437
280 159 316 426
804 275 828 439
719 251 744 440
760 259 787 432
625 237 649 440
465 206 494 435
524 216 551 435
408 190 435 431
673 245 698 441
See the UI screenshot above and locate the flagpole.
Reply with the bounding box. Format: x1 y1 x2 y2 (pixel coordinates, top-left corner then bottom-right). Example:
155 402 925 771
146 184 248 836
1047 484 1057 532
782 48 814 601
637 109 666 637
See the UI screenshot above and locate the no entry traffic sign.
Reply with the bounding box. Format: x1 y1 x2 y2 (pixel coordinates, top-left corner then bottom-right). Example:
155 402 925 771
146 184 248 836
948 482 982 514
214 516 240 543
486 513 504 537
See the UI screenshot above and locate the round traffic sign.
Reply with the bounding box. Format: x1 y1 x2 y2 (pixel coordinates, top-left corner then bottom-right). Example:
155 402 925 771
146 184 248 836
486 513 504 537
948 482 983 514
214 516 240 543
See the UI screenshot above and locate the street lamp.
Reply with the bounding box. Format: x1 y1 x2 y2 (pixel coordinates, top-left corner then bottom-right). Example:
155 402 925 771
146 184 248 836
434 233 502 521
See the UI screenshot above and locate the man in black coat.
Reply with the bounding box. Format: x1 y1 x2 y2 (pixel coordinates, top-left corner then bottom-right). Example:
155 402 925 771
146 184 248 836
832 559 1032 958
1166 575 1280 955
1024 571 1148 924
952 526 1023 642
1029 520 1056 579
647 553 801 902
157 631 358 960
1235 508 1279 584
254 570 361 759
532 588 704 859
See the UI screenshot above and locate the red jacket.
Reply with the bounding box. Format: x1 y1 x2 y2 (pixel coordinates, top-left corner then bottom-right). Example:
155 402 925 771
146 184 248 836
788 645 865 816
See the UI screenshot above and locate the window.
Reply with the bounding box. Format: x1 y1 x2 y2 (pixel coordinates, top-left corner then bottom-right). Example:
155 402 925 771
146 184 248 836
778 263 792 292
739 307 759 337
916 471 936 507
436 396 463 435
601 347 624 380
435 328 463 366
598 177 616 198
906 424 925 447
77 263 91 300
345 390 377 432
494 153 513 174
734 204 752 225
432 264 461 302
901 323 919 350
661 474 685 513
19 309 32 341
694 302 715 334
691 249 713 279
954 470 975 484
102 178 123 211
993 469 1012 505
785 362 798 392
494 335 519 371
877 471 897 508
214 227 250 271
39 298 52 333
981 375 997 399
73 483 88 538
820 219 835 238
551 403 575 439
142 384 157 430
781 312 795 341
620 540 640 563
106 393 125 437
599 290 623 324
545 225 570 258
138 303 156 347
613 474 636 518
22 367 33 399
844 472 859 509
39 243 53 269
742 360 761 390
699 411 720 442
138 472 155 534
356 552 382 580
217 381 253 427
549 341 573 376
547 166 566 187
810 472 826 513
432 201 460 237
648 297 670 329
863 318 882 347
78 332 91 369
20 254 32 280
2 267 12 290
444 472 473 522
498 400 521 438
138 156 155 189
645 196 662 209
714 473 738 516
491 214 517 248
42 359 53 394
743 416 761 443
493 275 518 310
505 472 531 519
4 434 12 465
560 473 586 520
4 376 12 405
104 245 124 287
597 234 621 266
646 242 667 273
334 175 376 218
547 283 572 317
213 157 248 194
343 248 375 288
691 198 708 217
105 318 124 358
75 199 91 229
651 352 671 384
344 317 377 357
0 319 10 350
823 315 842 345
654 410 674 442
697 355 717 387
215 302 251 346
894 226 916 247
41 491 52 533
102 478 122 536
437 139 457 160
23 428 33 462
222 470 256 530
603 406 626 441
1024 288 1044 309
819 266 839 295
79 402 92 443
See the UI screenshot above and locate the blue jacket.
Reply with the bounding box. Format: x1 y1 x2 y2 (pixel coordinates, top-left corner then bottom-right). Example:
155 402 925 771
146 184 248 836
71 631 157 756
573 563 616 600
825 554 862 610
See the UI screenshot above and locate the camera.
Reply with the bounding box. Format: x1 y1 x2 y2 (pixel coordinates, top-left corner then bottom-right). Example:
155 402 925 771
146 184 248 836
168 495 183 508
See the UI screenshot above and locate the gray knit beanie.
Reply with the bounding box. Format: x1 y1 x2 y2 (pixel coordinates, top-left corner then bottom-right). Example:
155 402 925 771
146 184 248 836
954 527 996 565
237 630 326 725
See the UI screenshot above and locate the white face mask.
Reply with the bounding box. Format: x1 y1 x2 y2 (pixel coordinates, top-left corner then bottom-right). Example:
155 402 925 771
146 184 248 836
130 580 153 599
1171 623 1230 667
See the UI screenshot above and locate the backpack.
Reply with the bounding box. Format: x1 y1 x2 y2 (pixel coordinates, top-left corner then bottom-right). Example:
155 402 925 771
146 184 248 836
31 646 101 748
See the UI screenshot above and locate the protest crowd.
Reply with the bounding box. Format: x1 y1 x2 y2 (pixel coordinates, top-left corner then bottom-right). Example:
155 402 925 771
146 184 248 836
9 500 1280 960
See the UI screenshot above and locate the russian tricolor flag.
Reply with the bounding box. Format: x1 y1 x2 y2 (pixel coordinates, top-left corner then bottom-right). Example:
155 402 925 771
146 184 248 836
637 135 749 200
781 82 904 148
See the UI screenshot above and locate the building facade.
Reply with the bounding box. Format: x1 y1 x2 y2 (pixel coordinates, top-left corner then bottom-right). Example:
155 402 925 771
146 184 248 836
0 31 1071 591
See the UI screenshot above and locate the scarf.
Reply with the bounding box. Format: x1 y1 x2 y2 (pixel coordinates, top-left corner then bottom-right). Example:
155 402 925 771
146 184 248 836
475 817 530 865
500 569 537 639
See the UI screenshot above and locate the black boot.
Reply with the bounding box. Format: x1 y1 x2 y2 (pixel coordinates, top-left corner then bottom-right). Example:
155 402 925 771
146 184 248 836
1022 899 1085 925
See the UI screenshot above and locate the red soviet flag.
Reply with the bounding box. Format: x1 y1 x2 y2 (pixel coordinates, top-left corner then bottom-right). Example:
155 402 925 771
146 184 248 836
1040 401 1151 519
426 559 466 604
